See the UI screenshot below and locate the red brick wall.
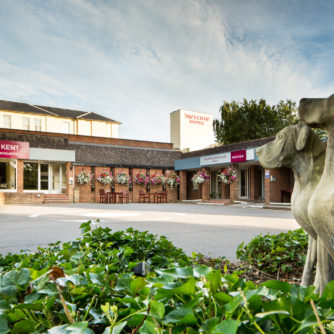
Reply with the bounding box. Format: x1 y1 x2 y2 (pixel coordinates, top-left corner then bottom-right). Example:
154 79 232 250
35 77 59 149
94 167 112 202
230 164 239 203
17 160 24 193
221 182 230 200
186 171 202 200
3 162 180 204
179 171 187 201
0 128 173 150
268 167 293 203
75 166 95 202
114 168 131 203
264 167 293 204
201 168 210 201
0 192 5 205
149 169 163 199
133 168 148 202
165 170 178 202
5 192 44 204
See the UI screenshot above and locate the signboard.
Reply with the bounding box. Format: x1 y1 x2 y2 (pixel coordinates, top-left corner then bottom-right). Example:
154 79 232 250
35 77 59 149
265 170 270 179
246 148 255 161
231 150 246 163
200 152 231 166
184 111 211 126
0 140 29 159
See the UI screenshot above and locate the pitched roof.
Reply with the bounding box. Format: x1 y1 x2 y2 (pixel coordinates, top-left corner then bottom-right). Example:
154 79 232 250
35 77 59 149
0 99 120 123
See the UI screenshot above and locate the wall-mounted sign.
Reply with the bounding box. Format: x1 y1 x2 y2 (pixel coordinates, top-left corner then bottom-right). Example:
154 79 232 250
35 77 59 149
231 150 246 163
184 112 211 126
246 148 255 161
265 170 270 179
200 152 231 166
0 140 29 159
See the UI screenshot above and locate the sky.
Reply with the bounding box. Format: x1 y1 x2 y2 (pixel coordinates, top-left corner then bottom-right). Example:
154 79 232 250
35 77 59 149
0 0 333 142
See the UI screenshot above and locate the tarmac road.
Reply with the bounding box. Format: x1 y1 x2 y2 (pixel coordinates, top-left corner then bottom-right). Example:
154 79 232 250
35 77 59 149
0 203 298 261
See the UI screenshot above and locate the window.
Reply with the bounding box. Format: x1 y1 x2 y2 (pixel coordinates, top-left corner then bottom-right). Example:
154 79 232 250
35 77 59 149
0 160 16 190
24 162 38 190
62 122 70 134
3 115 11 128
33 118 41 131
22 117 30 130
23 162 66 192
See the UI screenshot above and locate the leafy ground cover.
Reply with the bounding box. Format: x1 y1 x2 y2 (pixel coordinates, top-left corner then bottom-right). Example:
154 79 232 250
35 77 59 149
0 222 332 333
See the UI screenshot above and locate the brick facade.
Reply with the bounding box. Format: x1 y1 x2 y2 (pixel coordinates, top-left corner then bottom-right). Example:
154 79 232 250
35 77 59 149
265 167 293 203
0 128 294 205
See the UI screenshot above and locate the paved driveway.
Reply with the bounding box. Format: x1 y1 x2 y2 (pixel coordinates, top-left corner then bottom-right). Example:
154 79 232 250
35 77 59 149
0 203 298 261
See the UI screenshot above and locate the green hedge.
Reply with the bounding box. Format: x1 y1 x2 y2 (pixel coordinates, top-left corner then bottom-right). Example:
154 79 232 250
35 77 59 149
1 222 333 333
236 229 308 273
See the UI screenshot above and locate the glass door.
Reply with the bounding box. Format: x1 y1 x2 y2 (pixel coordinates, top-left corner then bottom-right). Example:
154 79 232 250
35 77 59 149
40 164 49 190
240 168 250 199
210 171 218 199
50 163 67 194
51 163 61 193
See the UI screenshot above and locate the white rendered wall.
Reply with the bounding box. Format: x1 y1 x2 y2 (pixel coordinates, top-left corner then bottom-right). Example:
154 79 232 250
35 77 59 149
170 109 215 151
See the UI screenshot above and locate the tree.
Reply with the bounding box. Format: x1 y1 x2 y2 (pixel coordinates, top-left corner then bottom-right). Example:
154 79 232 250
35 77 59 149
213 98 300 144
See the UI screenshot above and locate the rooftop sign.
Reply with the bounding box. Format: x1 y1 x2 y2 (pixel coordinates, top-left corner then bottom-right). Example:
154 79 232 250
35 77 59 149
0 140 29 159
184 112 211 126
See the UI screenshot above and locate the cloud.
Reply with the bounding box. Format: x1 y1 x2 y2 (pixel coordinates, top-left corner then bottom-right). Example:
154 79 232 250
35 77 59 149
0 0 333 142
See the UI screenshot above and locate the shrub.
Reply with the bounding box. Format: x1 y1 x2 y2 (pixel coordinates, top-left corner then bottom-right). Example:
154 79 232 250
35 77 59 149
236 228 308 273
2 224 334 333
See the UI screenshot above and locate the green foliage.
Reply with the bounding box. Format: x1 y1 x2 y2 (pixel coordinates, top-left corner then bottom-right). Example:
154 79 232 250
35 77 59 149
236 228 308 273
1 222 334 333
213 98 300 144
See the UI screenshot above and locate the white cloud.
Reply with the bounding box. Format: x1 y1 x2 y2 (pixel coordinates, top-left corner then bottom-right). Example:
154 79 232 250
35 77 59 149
0 0 333 141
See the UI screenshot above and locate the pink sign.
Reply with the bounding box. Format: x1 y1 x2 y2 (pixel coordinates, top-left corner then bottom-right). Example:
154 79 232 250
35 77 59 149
231 150 246 163
0 140 29 159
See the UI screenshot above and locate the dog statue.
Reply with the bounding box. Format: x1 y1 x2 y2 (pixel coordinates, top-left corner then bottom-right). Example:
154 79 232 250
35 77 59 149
256 124 326 288
299 94 334 294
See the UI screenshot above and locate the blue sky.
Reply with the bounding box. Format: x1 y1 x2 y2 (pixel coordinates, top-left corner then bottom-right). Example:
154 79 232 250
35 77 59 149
0 0 333 141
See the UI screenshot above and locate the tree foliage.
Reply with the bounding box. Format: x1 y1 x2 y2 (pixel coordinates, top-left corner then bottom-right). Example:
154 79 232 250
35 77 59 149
213 98 300 144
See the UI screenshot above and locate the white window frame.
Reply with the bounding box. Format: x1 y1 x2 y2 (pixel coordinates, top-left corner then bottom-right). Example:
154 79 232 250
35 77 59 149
0 159 17 192
23 161 66 193
22 117 30 130
33 118 42 131
3 115 11 129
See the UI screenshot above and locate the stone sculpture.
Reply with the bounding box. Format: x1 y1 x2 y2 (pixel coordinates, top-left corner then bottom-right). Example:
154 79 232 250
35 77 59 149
299 94 334 294
256 124 327 290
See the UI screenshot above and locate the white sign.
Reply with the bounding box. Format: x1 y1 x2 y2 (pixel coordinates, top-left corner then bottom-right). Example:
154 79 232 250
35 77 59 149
246 148 255 161
200 152 231 166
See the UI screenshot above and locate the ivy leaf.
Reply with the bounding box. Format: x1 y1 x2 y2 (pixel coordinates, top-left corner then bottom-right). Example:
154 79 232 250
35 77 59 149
111 321 127 334
261 280 291 293
150 300 165 319
165 308 197 324
211 319 240 334
12 319 35 334
155 267 193 278
0 285 17 298
2 269 30 286
139 320 156 334
130 277 146 295
0 314 9 333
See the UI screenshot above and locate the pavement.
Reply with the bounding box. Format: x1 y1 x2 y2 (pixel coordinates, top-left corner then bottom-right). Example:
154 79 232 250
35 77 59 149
0 202 298 261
